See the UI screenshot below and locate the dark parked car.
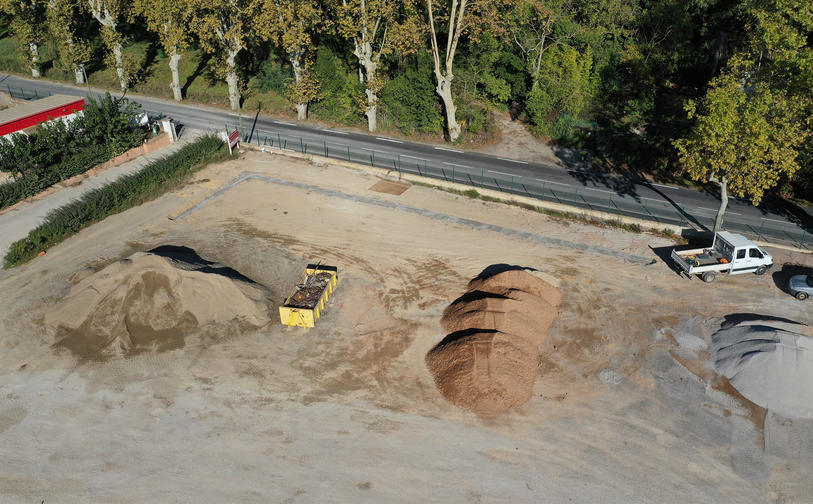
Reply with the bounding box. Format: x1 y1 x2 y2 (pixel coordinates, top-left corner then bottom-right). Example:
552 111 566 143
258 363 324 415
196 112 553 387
789 274 813 300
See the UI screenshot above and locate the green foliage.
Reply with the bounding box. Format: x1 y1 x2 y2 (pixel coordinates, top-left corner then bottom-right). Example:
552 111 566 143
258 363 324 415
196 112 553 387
380 53 442 134
459 34 512 105
4 135 225 268
0 93 145 209
526 45 595 139
309 46 363 124
674 67 809 206
0 144 112 208
254 56 293 94
81 93 146 154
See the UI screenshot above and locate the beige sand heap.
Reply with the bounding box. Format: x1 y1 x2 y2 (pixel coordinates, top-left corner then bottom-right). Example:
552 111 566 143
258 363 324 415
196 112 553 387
427 267 561 416
712 317 813 419
45 250 270 359
425 332 538 417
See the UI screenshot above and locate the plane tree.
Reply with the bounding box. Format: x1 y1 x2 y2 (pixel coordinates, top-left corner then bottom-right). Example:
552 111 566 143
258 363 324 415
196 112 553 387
86 0 134 92
424 0 505 142
189 0 259 110
46 0 91 84
0 0 45 78
257 0 322 120
334 0 423 132
674 63 809 232
134 0 192 101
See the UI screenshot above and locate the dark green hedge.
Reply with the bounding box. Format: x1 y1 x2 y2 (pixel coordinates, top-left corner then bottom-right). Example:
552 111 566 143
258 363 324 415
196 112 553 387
0 143 113 208
4 135 225 268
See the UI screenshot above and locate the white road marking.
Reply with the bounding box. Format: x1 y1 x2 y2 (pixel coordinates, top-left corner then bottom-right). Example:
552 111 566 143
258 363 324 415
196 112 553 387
536 178 570 186
650 183 676 189
442 162 475 169
361 147 392 155
321 129 348 135
762 218 790 224
376 137 403 143
434 147 463 153
489 170 518 177
399 154 426 161
274 120 295 126
497 157 528 164
694 207 740 215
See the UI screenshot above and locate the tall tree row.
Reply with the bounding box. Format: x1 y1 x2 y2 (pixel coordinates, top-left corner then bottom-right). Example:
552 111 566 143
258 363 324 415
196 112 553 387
1 0 810 202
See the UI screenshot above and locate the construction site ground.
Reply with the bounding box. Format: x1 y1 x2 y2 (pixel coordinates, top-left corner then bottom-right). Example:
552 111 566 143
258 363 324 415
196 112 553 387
0 149 811 503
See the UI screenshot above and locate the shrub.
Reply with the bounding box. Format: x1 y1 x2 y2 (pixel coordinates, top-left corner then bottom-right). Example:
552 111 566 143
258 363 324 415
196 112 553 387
4 135 225 268
310 46 363 125
254 56 293 94
380 53 442 135
0 93 145 209
0 143 112 208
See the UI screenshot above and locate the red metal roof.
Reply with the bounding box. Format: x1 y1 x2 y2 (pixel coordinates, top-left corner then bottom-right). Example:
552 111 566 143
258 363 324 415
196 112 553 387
0 94 86 136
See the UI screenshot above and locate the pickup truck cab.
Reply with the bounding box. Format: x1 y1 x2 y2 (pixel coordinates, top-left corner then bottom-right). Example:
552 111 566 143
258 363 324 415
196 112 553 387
671 231 773 283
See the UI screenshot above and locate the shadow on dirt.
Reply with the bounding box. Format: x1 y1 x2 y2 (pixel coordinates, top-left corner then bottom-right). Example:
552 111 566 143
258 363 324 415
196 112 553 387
771 263 812 296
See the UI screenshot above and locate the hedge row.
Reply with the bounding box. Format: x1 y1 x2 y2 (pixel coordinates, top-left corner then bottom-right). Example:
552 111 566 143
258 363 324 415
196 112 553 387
0 143 113 209
4 135 226 268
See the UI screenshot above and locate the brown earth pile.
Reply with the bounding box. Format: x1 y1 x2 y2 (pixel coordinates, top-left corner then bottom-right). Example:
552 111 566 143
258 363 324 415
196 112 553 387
426 268 561 416
45 251 269 359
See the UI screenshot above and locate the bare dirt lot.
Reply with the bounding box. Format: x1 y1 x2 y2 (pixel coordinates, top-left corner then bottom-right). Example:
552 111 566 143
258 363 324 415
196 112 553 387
0 149 811 503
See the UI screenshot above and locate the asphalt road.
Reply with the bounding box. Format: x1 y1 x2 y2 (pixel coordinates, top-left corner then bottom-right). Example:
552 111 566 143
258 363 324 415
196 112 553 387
2 73 810 247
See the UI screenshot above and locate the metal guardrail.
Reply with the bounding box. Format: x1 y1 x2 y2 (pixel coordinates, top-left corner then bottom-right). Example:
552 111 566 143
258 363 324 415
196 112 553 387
232 124 810 250
5 85 52 100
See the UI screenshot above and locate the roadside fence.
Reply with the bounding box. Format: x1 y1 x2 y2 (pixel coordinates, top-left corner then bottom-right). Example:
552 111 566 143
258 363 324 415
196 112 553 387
230 123 810 250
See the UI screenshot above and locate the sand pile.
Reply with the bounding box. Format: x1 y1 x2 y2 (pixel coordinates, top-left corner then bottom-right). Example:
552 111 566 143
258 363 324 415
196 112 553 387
45 247 269 358
712 317 813 419
426 267 561 416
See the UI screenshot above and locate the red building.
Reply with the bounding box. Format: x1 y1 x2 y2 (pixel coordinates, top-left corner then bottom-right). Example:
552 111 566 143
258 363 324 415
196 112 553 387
0 94 86 136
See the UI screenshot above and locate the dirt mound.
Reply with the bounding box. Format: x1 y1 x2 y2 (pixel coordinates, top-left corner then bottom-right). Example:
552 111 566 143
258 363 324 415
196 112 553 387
441 291 558 346
45 249 269 359
712 317 813 419
427 267 561 416
425 332 538 416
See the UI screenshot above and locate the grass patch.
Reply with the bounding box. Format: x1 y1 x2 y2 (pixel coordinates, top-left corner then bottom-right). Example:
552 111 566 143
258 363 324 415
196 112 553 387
4 135 228 268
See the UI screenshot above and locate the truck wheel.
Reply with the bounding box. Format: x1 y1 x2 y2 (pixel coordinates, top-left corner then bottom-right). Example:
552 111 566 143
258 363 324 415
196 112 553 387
702 272 716 283
755 266 767 275
797 292 809 300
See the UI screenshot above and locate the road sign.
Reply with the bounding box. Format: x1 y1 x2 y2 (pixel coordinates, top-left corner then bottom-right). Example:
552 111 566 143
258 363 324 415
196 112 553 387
226 128 240 154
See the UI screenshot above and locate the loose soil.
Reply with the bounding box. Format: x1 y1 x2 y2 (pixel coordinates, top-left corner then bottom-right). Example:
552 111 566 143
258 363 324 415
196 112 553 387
0 148 812 503
428 268 562 417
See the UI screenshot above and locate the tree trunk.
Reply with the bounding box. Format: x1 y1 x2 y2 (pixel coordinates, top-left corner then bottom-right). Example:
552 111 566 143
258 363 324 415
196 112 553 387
168 49 182 101
291 58 307 120
226 50 240 111
365 89 377 132
74 64 86 84
29 43 40 78
436 76 460 142
111 40 127 92
355 40 380 133
713 175 728 233
530 35 546 91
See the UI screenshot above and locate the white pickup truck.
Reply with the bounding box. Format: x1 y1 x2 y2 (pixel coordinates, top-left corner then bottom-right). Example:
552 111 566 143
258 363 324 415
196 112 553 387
671 231 773 283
